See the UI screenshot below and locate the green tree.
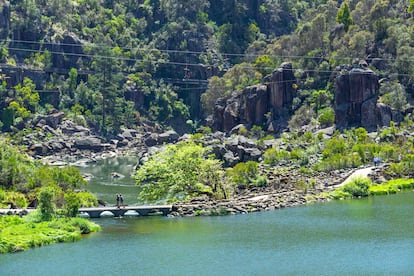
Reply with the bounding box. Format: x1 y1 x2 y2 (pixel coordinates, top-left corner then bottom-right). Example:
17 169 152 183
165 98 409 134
408 0 414 13
336 2 353 32
64 192 81 217
380 80 408 112
317 107 335 127
308 89 333 112
0 142 32 189
89 46 124 135
142 80 189 125
201 76 227 115
220 62 262 93
59 68 79 110
135 142 226 203
38 187 56 221
2 78 39 130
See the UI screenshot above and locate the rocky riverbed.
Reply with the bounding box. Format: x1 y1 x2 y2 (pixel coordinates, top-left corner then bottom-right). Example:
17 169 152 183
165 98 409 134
170 165 389 217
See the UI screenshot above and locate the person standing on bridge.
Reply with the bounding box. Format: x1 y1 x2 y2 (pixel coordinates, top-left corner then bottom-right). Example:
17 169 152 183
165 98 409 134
116 193 121 208
120 194 124 208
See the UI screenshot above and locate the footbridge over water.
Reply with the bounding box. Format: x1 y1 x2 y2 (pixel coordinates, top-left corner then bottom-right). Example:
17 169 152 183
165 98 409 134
79 205 172 218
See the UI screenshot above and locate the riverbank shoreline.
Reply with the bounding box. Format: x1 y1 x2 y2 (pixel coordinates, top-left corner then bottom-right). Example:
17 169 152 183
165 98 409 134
171 164 395 217
0 163 388 219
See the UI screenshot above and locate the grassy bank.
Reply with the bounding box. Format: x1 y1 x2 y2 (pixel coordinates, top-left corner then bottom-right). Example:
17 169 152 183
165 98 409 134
0 212 100 254
324 177 414 200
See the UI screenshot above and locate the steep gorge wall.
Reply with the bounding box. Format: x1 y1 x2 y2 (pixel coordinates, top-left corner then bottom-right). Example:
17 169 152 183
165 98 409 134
334 66 392 129
0 1 10 40
212 62 297 132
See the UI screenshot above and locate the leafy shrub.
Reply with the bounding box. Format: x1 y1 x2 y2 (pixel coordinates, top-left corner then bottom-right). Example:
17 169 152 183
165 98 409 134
300 131 316 143
227 161 260 188
250 125 265 139
237 125 249 136
298 166 313 175
76 191 98 207
379 81 408 111
386 154 414 177
257 134 275 147
288 105 316 130
329 189 352 200
263 148 290 165
318 107 335 127
197 126 212 134
0 141 33 190
190 133 204 142
315 153 361 172
252 176 268 187
342 177 371 197
4 191 28 208
70 217 101 234
38 187 56 221
322 137 347 158
64 192 81 217
28 165 87 191
290 148 304 160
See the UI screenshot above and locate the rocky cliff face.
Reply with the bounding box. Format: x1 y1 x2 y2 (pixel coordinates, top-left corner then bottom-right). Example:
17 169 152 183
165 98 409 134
212 62 297 132
0 1 10 40
45 32 84 70
334 66 392 129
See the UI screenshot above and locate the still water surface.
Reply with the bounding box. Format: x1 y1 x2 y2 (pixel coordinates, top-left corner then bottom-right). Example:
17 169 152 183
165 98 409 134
1 192 413 275
77 155 141 205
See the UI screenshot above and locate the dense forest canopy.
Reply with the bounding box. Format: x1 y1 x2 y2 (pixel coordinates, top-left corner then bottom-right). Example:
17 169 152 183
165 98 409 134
0 0 413 136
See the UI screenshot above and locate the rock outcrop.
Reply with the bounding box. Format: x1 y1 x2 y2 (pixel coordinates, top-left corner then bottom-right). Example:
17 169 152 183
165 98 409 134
46 31 84 70
212 62 297 132
0 1 10 40
334 65 392 129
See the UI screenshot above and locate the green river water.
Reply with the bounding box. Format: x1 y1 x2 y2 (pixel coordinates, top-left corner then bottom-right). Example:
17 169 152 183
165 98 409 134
1 157 413 275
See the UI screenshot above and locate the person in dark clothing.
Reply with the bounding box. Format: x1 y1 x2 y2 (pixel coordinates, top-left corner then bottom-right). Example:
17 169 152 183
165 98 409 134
116 193 120 208
119 194 124 207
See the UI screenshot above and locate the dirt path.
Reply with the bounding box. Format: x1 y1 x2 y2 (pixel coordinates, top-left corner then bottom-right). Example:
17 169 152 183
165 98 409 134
335 166 376 188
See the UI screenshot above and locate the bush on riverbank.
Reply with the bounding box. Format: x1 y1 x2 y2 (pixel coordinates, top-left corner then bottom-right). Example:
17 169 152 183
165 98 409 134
369 179 414 196
226 161 268 189
327 177 372 199
0 213 100 254
263 125 412 174
0 141 97 210
325 177 414 199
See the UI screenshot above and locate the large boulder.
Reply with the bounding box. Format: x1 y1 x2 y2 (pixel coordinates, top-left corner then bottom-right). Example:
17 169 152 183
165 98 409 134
158 130 179 144
59 120 90 136
34 112 65 129
143 130 179 146
74 136 109 151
